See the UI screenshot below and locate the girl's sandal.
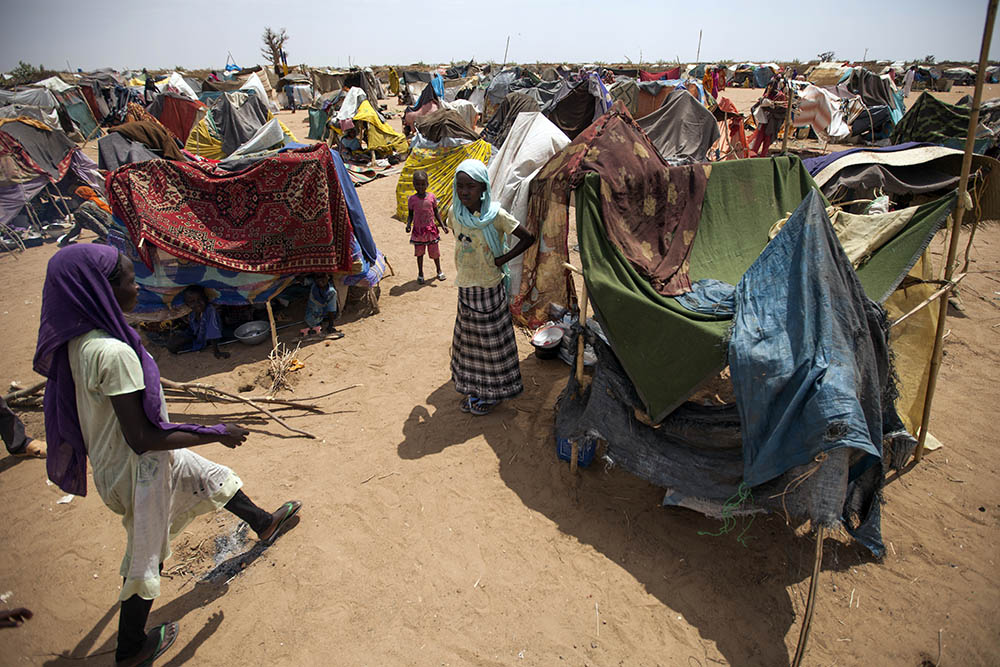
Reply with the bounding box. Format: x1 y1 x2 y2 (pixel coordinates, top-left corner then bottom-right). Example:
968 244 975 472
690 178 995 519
469 399 495 416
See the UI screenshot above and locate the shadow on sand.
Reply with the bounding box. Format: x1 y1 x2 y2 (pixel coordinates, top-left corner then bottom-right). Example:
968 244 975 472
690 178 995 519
397 358 876 667
42 515 299 666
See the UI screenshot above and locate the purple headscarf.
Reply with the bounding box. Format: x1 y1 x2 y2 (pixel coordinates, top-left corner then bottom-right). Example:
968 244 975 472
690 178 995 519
33 244 227 496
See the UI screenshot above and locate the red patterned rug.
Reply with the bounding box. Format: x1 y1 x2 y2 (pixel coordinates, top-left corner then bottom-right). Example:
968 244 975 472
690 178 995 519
107 143 354 274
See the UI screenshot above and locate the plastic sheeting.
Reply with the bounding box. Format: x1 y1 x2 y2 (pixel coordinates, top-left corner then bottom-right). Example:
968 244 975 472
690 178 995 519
488 112 570 300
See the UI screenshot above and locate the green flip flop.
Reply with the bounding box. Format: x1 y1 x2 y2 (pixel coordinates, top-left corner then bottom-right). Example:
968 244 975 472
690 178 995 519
136 622 178 667
263 500 302 546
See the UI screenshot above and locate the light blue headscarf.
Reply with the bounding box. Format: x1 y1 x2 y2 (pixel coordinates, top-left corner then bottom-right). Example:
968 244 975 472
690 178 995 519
452 159 509 290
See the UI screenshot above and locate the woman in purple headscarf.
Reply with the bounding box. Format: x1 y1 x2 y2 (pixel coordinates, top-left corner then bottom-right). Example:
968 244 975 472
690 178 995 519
34 244 302 666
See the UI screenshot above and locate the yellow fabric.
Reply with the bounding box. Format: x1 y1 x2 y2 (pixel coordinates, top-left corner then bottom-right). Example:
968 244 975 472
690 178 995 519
184 116 224 159
769 205 918 269
277 119 299 143
884 252 939 436
450 207 519 288
352 100 408 154
389 69 399 95
395 139 493 219
0 116 52 132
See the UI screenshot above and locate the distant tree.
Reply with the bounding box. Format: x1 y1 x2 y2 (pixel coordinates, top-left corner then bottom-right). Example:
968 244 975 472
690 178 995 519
261 27 289 70
922 54 936 64
8 61 46 85
817 51 835 62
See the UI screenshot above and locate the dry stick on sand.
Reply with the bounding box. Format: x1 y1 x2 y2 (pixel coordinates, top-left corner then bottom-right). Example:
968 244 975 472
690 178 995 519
160 378 317 439
7 380 356 440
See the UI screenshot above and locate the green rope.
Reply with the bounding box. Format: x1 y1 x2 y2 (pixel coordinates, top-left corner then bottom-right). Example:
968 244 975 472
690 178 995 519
698 481 756 547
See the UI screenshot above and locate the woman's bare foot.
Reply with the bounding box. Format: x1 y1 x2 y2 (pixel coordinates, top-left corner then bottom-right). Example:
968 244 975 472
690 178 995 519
13 440 46 459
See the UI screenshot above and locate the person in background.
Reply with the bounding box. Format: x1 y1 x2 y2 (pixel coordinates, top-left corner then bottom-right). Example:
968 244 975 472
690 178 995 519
59 186 112 246
34 245 301 667
449 160 535 416
406 170 448 284
167 286 229 359
300 273 344 339
338 119 363 160
143 69 157 105
1 395 45 458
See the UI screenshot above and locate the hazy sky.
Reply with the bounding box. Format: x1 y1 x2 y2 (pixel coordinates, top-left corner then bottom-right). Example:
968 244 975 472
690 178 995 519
1 0 996 72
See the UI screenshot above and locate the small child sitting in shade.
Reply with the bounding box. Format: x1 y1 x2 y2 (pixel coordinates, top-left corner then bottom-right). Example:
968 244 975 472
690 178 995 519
301 273 344 339
167 285 229 358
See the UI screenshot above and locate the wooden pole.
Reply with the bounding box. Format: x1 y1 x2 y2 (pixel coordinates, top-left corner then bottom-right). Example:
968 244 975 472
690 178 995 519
696 29 702 63
575 276 588 389
914 0 998 464
781 78 794 154
502 36 510 70
265 298 279 350
791 524 825 667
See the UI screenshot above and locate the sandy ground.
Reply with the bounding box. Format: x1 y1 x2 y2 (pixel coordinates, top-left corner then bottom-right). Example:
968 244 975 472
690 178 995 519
0 87 998 666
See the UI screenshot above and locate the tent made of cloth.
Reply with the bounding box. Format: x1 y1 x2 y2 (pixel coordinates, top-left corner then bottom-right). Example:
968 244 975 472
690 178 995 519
575 157 954 423
636 89 720 164
805 144 1000 222
517 102 702 328
481 92 540 148
639 67 681 81
147 93 207 143
394 139 492 220
107 142 383 321
558 181 935 555
488 112 570 301
0 120 78 182
329 100 408 156
107 143 355 275
891 92 995 151
109 121 187 162
414 108 479 143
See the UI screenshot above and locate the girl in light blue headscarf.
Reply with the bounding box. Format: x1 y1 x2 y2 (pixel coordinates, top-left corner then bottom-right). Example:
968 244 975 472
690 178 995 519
449 159 535 415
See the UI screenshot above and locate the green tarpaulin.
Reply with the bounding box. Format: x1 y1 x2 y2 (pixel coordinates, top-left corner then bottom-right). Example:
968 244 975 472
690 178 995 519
308 108 330 141
578 157 954 422
891 92 991 151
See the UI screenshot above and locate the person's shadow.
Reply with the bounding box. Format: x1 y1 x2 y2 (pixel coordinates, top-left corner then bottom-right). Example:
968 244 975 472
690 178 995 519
397 359 875 667
42 517 298 666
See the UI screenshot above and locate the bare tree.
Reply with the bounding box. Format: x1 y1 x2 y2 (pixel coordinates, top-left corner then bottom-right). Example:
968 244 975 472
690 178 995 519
817 51 835 62
261 27 289 69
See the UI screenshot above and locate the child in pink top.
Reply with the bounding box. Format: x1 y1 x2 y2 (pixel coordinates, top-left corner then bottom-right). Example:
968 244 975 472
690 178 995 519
406 170 449 284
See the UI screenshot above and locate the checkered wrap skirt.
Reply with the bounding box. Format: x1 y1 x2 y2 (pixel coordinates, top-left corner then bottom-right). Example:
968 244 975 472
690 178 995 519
451 284 524 401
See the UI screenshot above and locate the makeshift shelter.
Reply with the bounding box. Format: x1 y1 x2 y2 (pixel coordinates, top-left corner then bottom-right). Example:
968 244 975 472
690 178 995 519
607 78 639 116
487 112 570 299
636 89 720 164
106 143 385 322
789 81 851 144
542 74 611 140
553 146 955 559
414 108 479 143
891 92 995 152
481 92 540 147
147 92 207 143
0 120 102 231
107 143 354 274
394 139 492 219
639 67 681 81
518 103 700 327
806 61 851 87
803 144 1000 222
0 85 100 140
